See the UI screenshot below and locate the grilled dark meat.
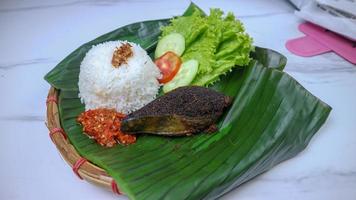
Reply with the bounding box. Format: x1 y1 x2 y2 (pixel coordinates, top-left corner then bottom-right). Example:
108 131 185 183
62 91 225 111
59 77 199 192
121 86 232 136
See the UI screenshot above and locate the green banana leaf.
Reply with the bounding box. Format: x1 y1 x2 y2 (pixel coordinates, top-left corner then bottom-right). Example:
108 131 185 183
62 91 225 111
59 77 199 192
44 3 331 200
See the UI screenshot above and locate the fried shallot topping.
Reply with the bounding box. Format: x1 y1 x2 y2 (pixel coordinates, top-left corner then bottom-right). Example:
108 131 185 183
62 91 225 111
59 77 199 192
112 43 133 67
77 108 136 147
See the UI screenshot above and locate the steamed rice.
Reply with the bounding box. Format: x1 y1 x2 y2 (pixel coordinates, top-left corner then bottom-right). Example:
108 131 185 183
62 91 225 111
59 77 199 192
78 41 161 114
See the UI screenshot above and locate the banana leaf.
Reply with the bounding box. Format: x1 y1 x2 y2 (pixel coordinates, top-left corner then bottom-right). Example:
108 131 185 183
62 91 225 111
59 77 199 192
44 3 331 200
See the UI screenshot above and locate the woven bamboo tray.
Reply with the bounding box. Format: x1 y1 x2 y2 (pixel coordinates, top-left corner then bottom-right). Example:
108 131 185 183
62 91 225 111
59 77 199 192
46 87 121 195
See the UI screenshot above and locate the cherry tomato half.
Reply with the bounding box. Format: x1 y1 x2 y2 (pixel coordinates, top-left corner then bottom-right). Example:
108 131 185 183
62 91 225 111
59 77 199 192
155 51 181 84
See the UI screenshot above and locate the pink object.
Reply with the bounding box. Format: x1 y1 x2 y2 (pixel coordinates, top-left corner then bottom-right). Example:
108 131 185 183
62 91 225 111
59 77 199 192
49 127 67 141
72 157 87 180
46 95 58 104
286 22 356 64
111 179 122 195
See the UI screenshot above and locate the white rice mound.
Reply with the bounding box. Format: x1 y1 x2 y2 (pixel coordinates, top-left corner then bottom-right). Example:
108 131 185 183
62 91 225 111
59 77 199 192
78 40 161 114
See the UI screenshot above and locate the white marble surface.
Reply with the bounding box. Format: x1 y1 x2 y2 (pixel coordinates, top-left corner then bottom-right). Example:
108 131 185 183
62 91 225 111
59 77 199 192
0 0 355 199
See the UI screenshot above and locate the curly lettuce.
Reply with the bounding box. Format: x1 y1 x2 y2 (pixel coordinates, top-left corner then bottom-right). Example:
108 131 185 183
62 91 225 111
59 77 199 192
161 8 253 86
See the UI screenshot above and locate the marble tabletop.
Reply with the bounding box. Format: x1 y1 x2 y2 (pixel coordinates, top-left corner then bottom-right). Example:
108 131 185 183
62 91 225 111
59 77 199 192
1 0 355 199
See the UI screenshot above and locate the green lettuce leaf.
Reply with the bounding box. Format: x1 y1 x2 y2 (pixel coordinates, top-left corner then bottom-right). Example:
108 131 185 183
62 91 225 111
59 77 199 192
161 8 254 86
162 10 207 47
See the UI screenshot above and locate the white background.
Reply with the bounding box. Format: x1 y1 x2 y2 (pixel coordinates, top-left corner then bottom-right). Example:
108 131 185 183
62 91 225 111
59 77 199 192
0 0 356 199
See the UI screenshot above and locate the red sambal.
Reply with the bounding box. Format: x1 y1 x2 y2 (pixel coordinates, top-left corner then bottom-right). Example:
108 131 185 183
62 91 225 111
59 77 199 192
77 108 136 147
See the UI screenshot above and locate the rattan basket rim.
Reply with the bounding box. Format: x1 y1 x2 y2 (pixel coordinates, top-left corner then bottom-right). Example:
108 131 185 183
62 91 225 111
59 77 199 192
46 87 121 194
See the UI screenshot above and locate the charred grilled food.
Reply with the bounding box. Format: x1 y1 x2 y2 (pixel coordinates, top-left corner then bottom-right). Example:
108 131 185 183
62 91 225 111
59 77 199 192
121 86 232 136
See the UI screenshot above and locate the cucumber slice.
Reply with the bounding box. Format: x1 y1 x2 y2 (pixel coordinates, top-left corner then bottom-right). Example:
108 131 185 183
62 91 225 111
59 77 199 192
155 33 185 59
163 59 199 93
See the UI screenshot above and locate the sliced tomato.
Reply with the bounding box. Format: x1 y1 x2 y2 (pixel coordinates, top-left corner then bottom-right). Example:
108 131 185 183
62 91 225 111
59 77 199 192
155 51 181 84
